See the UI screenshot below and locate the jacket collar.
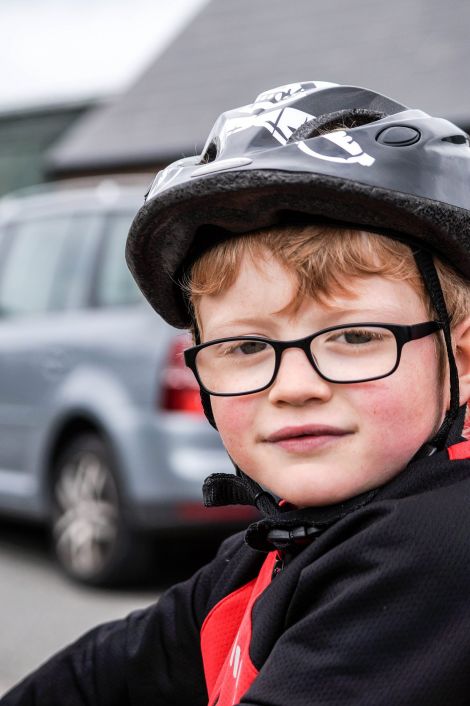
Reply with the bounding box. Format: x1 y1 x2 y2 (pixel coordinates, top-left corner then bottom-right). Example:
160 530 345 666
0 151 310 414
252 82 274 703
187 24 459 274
244 436 470 551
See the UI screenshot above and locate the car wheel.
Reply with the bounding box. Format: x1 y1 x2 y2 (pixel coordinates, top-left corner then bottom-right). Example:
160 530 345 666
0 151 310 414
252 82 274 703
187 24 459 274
51 433 146 586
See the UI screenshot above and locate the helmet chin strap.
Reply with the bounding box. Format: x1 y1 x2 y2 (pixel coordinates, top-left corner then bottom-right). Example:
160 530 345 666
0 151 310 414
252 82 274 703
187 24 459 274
193 326 218 429
412 249 463 450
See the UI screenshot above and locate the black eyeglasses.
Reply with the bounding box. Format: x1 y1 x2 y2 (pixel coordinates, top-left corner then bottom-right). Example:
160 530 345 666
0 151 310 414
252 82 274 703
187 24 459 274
184 321 443 396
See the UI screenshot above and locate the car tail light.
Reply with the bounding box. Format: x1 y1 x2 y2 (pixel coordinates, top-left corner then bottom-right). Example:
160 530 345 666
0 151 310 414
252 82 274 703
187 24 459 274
160 335 204 415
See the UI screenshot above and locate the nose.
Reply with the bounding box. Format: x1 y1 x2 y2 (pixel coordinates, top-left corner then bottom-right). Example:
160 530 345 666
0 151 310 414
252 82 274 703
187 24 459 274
267 347 333 406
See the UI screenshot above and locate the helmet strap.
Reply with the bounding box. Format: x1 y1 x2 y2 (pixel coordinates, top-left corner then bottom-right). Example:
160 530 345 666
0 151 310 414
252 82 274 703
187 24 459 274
193 325 218 429
413 249 462 449
203 464 282 516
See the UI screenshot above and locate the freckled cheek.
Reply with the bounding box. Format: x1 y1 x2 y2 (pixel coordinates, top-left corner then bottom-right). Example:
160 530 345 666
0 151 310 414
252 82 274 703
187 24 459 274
349 374 434 446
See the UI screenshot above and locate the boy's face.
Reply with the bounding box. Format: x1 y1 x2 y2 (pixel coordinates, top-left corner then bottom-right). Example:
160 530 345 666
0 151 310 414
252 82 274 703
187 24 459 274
198 250 446 507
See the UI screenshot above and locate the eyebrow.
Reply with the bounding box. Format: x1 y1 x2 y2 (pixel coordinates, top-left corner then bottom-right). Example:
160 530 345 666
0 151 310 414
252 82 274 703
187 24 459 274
209 305 412 332
324 305 414 318
209 316 278 329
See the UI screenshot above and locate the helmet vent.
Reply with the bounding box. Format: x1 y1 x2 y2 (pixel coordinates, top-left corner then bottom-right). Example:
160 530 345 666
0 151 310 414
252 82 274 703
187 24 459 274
200 141 218 164
442 134 470 146
288 108 386 143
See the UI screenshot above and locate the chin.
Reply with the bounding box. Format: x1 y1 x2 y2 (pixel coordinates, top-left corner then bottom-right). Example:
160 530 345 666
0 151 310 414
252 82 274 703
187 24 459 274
280 476 373 508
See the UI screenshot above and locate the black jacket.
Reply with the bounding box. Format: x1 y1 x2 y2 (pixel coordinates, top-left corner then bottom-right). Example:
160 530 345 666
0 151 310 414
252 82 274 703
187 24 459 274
3 441 470 706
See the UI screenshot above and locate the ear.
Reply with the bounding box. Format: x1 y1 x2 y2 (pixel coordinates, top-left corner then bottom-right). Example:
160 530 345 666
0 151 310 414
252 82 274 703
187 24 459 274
453 316 470 406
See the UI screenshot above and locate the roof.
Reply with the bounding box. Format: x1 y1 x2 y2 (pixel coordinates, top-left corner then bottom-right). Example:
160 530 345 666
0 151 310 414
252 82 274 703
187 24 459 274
46 0 470 176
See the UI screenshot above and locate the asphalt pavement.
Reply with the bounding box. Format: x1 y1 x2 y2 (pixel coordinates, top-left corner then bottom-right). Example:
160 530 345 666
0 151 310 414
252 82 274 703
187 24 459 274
0 519 222 697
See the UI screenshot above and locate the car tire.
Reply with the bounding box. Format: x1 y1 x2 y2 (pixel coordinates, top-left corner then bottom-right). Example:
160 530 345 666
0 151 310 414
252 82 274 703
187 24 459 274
50 432 148 587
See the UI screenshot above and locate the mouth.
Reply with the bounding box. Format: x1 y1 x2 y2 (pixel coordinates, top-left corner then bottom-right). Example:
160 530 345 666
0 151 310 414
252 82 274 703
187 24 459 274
264 425 352 452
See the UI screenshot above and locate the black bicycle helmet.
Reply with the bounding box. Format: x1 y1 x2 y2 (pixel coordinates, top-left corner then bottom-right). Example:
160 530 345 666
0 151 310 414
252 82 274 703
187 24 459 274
126 80 470 329
126 81 470 523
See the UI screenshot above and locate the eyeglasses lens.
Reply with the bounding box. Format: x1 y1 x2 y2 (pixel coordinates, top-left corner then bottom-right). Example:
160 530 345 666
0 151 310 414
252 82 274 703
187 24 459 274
196 339 276 395
311 325 397 382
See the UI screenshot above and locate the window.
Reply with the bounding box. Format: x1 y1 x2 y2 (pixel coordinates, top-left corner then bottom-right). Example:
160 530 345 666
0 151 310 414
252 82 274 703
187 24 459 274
0 216 72 316
94 213 142 307
50 214 103 310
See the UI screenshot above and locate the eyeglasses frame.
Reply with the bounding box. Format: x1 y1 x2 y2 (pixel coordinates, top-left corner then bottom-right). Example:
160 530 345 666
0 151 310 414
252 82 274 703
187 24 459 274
183 320 443 397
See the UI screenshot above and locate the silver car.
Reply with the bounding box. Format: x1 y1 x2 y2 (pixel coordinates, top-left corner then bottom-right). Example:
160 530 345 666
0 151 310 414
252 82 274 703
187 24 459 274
0 180 254 585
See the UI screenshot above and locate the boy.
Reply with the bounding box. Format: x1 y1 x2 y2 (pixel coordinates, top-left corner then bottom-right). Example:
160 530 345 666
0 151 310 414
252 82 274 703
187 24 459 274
3 80 470 705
